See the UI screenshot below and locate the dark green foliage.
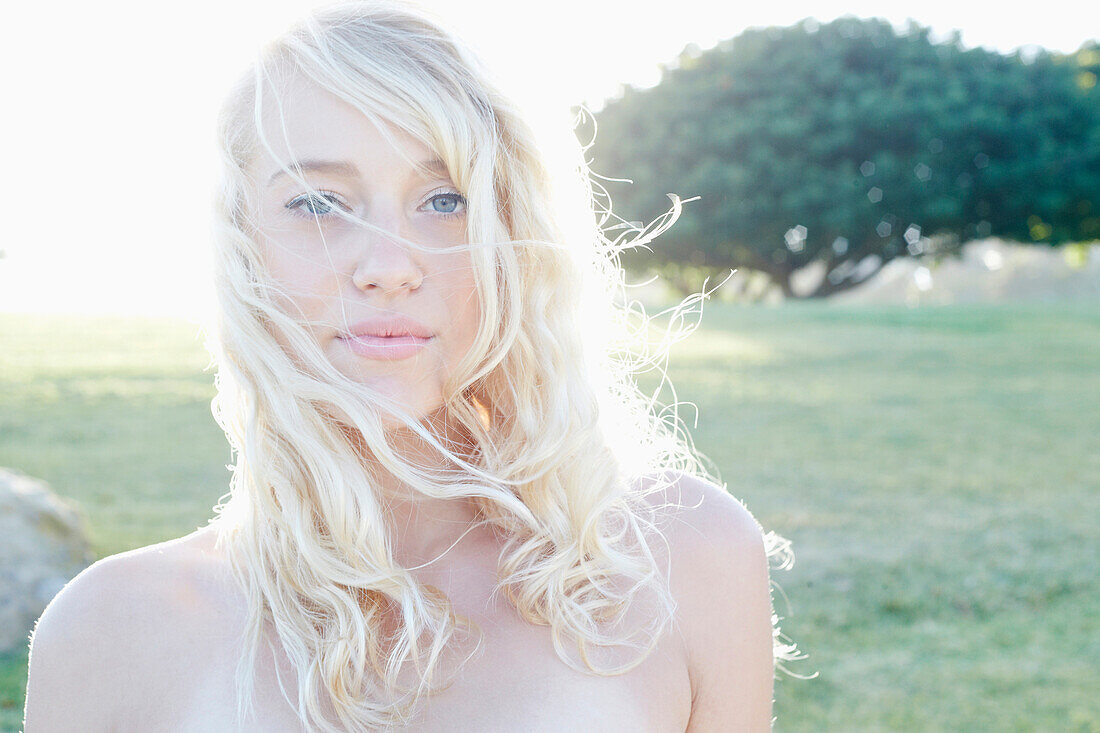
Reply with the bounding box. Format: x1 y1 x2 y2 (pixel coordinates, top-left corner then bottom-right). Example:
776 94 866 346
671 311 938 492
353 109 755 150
589 18 1100 297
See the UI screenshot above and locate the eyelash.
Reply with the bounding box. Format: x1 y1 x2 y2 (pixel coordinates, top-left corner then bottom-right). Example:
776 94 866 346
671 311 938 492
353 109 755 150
285 189 468 221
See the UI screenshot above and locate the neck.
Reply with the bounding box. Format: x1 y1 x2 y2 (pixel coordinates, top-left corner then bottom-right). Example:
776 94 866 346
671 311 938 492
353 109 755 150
345 407 485 568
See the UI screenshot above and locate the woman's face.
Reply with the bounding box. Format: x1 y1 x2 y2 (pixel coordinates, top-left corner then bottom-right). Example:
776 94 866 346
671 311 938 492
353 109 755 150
250 77 481 428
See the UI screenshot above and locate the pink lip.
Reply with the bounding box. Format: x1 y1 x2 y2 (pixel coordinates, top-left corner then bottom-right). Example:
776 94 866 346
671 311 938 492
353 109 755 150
338 315 434 361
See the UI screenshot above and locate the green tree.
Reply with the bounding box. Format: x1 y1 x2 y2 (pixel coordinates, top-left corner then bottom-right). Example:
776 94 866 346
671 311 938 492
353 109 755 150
588 19 1100 297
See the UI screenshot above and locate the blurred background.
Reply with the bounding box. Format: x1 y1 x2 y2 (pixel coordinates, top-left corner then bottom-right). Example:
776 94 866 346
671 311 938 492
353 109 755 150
1 1 1097 730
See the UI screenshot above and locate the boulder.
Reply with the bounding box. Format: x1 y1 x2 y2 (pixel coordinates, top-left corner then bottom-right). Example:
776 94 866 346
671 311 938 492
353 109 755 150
0 467 94 655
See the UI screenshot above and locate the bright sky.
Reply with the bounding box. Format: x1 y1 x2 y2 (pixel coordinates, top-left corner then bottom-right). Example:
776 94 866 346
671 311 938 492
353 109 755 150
1 0 1094 320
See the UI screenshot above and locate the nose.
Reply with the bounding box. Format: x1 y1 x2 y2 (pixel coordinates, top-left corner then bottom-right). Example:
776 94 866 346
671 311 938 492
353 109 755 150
350 223 424 295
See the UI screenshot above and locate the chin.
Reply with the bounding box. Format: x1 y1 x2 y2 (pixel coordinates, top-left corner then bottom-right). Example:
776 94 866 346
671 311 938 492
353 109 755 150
353 386 441 432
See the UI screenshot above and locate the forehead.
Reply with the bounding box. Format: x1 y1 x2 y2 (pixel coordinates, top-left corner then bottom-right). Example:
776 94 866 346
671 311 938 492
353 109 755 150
254 75 435 178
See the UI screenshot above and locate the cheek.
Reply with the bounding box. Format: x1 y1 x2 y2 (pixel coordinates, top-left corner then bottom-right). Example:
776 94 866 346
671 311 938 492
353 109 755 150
447 259 482 344
263 245 342 319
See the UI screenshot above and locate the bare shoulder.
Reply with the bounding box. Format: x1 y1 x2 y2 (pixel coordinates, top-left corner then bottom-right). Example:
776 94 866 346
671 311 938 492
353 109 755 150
641 472 775 732
643 471 765 544
635 471 768 571
23 525 231 731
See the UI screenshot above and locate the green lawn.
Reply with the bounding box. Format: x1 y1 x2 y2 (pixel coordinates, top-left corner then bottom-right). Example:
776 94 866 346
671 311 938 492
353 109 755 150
2 303 1097 732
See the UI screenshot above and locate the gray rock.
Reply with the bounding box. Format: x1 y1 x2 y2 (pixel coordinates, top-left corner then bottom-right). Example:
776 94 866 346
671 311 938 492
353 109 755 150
0 467 94 654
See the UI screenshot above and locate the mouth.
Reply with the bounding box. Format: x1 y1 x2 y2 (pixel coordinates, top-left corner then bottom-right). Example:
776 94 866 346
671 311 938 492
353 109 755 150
338 333 433 361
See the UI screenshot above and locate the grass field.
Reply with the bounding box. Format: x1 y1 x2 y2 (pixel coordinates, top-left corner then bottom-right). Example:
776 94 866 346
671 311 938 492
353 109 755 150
2 302 1098 731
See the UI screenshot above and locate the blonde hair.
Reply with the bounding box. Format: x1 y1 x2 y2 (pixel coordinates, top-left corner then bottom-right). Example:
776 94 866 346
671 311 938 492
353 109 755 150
204 1 798 729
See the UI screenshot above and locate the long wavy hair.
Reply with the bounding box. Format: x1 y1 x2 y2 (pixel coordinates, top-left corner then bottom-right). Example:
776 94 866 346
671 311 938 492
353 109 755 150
204 1 798 729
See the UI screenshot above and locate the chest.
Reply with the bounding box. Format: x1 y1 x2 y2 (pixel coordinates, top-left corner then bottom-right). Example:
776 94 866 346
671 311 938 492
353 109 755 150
166 602 690 732
389 597 692 732
141 543 692 732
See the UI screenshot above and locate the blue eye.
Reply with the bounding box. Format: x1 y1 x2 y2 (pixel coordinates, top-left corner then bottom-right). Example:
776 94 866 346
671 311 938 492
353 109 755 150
286 191 346 218
427 192 466 216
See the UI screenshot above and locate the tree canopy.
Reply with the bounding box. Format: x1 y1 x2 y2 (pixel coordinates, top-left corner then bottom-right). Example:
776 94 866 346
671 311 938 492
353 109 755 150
588 18 1100 297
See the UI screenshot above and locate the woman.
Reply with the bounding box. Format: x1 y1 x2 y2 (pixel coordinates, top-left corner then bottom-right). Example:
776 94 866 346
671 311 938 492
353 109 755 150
24 1 798 730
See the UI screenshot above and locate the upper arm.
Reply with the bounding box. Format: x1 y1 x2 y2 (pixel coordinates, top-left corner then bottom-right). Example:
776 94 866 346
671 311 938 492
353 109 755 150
667 475 775 732
23 556 143 732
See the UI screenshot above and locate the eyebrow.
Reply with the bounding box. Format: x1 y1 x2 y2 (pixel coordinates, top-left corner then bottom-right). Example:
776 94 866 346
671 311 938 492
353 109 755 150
266 157 449 186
